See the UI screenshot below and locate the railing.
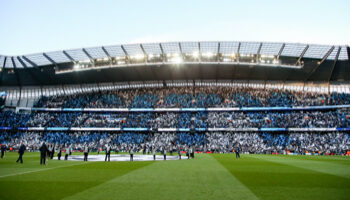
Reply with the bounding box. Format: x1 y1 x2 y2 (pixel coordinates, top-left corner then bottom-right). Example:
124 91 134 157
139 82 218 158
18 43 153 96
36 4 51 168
15 104 350 113
0 127 349 132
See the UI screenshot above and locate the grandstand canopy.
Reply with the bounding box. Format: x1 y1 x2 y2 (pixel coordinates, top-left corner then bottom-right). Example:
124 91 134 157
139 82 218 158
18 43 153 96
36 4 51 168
0 41 349 86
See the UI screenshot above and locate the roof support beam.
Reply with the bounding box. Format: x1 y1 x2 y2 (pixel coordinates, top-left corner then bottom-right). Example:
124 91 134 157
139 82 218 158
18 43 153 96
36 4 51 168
217 42 221 62
0 57 5 84
139 44 147 63
63 51 75 62
328 47 341 83
101 46 111 59
304 46 335 82
17 57 27 68
43 53 57 65
256 42 263 63
101 46 113 65
178 42 184 60
318 46 335 66
18 56 43 86
198 42 201 62
22 56 38 67
120 45 130 64
82 48 93 60
11 57 22 92
296 45 309 66
159 43 166 62
277 43 285 59
237 42 241 62
2 57 6 69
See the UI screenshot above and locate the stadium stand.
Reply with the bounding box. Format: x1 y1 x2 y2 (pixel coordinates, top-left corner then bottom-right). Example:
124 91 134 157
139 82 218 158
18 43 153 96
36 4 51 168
0 41 349 155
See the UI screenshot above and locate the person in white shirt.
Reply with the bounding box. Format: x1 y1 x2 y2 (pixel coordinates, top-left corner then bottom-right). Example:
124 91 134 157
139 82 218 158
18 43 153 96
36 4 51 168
105 144 111 162
65 145 71 160
83 145 89 161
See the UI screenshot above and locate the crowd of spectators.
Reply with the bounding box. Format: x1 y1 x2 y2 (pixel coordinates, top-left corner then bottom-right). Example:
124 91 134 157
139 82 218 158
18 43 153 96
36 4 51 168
0 131 348 154
1 87 349 155
1 110 348 129
33 86 350 108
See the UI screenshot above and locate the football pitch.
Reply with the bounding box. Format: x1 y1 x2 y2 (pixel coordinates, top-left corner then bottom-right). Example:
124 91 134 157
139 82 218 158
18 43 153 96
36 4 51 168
0 152 349 200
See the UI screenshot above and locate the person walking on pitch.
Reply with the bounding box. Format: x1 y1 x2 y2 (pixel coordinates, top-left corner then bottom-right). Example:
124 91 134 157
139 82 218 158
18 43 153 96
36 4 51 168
235 146 240 159
39 142 48 165
130 147 134 161
57 145 62 160
83 145 89 161
152 147 156 160
65 145 71 160
1 144 6 159
177 146 181 160
105 144 111 162
16 142 26 164
163 148 167 160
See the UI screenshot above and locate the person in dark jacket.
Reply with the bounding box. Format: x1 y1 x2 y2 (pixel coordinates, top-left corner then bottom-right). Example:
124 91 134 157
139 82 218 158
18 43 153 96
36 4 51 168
130 147 134 162
57 145 62 160
50 144 55 159
16 143 26 164
235 146 240 159
39 142 48 165
1 144 6 159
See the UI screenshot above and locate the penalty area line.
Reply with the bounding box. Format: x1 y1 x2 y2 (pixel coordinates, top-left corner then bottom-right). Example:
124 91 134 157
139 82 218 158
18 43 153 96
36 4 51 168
0 162 88 179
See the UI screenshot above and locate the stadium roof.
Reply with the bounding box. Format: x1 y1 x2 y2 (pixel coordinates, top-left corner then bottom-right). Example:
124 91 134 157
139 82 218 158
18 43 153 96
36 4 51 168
0 41 349 86
0 41 349 68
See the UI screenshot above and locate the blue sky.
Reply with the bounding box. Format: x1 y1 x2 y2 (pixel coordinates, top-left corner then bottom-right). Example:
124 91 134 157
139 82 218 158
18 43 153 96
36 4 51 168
0 0 349 55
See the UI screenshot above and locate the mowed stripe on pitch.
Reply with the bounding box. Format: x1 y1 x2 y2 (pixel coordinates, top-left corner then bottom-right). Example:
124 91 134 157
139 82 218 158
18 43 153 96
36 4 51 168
63 154 258 200
0 159 153 200
250 154 350 179
213 154 350 200
0 162 88 178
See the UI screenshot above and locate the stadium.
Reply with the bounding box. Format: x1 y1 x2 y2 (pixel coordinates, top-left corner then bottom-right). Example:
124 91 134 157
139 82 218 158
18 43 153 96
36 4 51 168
1 1 350 200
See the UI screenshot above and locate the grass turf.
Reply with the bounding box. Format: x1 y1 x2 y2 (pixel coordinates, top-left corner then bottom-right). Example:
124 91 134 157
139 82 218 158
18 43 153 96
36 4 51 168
0 152 349 200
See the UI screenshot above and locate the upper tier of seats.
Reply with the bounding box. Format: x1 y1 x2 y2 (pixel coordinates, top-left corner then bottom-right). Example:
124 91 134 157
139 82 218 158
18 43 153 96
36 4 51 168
33 87 350 108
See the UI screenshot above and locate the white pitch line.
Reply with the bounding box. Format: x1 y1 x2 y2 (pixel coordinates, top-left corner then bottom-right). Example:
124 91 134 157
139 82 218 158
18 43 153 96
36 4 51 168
0 162 87 179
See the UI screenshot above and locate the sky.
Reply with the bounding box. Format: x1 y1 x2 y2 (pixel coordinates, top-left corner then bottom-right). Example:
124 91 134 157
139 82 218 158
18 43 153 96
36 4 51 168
0 0 349 55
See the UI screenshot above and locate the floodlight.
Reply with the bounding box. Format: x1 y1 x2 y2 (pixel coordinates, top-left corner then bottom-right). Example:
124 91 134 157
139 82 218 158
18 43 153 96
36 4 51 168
74 64 80 69
192 52 199 58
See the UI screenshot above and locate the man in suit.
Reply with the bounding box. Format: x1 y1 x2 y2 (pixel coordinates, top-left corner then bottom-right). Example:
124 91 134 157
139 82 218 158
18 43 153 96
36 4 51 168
152 147 156 160
47 144 52 159
16 142 26 164
177 146 182 160
50 144 55 159
105 144 111 162
83 145 89 162
57 145 62 160
235 145 240 159
39 142 48 165
1 144 6 159
130 147 134 161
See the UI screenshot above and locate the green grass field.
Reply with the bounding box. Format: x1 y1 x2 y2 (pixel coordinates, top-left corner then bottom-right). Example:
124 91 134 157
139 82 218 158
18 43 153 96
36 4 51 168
0 152 349 200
